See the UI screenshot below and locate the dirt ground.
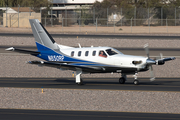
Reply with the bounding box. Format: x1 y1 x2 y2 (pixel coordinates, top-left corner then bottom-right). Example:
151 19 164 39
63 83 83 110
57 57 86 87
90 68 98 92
0 25 180 35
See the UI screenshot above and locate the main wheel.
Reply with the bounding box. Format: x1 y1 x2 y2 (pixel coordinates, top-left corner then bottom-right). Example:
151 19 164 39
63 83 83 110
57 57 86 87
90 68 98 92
119 77 125 84
77 79 84 85
133 80 139 85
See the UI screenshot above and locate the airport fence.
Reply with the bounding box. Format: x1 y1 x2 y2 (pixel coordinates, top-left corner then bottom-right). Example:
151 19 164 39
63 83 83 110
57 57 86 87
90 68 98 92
1 7 180 33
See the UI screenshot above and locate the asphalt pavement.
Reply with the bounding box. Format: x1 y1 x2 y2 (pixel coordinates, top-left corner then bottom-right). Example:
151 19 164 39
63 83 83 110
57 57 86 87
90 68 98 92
0 77 180 91
1 33 180 39
0 109 180 120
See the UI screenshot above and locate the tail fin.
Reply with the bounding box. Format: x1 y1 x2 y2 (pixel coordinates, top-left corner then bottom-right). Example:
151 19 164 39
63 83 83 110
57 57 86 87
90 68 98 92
29 19 58 51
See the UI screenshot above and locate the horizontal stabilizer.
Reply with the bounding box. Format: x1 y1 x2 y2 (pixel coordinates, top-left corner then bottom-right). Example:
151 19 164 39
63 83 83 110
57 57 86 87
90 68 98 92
6 47 40 55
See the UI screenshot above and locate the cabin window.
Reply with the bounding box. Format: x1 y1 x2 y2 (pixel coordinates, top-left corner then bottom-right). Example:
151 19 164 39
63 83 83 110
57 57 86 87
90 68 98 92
85 51 89 56
99 50 107 58
78 51 81 56
92 51 96 56
71 51 74 57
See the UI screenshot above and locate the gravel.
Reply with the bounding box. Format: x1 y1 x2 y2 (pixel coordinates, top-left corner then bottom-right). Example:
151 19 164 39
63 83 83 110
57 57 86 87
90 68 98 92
0 36 180 48
0 88 180 113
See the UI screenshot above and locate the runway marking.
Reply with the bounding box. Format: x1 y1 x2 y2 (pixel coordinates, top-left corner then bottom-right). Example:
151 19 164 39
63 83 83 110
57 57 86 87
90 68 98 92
27 79 55 81
0 81 64 84
0 79 15 80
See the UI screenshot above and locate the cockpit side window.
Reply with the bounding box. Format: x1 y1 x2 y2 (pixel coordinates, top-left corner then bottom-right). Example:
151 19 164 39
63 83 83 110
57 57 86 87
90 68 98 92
106 49 118 56
99 50 107 58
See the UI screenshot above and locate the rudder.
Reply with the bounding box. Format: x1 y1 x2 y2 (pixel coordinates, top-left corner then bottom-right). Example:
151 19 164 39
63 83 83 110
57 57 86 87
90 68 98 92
29 19 58 51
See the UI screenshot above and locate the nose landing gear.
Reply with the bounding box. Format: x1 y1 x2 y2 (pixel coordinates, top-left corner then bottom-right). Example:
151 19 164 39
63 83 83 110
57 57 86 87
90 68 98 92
133 73 139 85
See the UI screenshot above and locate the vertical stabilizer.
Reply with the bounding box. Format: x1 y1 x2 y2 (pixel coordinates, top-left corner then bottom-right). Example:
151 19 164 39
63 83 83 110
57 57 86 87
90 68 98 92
29 19 58 51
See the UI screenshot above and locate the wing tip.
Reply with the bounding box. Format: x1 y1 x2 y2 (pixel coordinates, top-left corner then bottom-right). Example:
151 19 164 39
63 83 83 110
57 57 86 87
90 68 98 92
172 57 176 60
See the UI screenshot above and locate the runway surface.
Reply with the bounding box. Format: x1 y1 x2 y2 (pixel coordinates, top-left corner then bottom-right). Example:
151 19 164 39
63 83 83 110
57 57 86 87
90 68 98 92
1 109 180 120
0 33 180 39
0 77 180 91
1 46 179 57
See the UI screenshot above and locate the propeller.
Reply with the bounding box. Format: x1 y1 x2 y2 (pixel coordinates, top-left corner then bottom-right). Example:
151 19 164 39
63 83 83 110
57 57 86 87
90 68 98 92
155 53 163 61
144 44 176 81
149 65 155 81
144 44 155 81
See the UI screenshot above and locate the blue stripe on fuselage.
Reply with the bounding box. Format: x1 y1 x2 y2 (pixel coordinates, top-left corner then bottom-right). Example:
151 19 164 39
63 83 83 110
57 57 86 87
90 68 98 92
35 42 94 63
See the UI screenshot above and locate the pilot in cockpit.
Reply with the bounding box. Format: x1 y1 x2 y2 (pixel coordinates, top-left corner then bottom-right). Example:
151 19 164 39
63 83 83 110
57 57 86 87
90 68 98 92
99 51 107 58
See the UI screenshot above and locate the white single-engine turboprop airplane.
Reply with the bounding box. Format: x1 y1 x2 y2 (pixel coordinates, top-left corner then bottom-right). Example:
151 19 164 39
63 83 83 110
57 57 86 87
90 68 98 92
6 19 176 85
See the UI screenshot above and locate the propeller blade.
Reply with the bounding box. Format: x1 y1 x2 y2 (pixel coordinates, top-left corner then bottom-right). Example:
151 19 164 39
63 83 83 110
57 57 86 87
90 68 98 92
149 65 155 81
160 53 163 59
144 44 156 81
144 43 149 59
156 53 163 60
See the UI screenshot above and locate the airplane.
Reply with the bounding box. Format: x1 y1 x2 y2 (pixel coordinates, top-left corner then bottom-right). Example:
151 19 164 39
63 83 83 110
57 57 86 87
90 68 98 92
6 19 176 85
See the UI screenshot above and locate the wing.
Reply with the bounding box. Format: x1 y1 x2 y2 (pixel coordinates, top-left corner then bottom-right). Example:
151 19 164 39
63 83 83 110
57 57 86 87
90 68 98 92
28 61 106 72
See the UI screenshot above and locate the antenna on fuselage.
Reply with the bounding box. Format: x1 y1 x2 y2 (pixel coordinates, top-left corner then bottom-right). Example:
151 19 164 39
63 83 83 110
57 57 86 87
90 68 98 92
78 43 81 48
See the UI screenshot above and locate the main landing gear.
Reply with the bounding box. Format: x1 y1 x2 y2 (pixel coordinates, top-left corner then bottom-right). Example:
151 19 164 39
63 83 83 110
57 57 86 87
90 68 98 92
75 70 84 85
119 74 127 84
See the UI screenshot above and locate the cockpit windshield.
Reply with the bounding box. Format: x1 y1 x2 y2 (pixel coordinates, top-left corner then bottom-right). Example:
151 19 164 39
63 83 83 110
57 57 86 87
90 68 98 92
106 48 123 56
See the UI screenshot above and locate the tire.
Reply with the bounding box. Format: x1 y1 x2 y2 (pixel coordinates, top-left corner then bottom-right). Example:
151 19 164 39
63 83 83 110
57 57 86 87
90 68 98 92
133 80 139 85
77 79 84 85
119 77 125 84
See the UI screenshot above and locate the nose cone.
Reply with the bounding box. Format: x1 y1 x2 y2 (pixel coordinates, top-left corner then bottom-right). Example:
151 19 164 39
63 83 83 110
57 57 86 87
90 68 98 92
146 59 156 65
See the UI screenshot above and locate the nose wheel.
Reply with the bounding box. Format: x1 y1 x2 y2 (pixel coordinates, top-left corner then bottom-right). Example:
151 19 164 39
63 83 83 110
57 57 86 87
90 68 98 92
133 80 139 85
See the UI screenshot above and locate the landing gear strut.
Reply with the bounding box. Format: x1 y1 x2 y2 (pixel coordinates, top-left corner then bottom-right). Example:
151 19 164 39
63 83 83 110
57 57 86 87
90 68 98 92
133 73 139 85
75 70 84 85
119 74 127 84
